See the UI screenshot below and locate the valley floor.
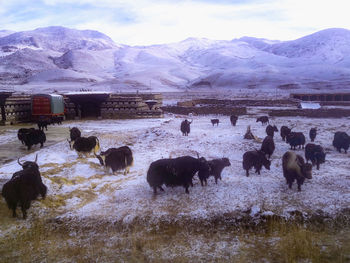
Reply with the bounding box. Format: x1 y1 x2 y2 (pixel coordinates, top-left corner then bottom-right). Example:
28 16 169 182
0 112 349 261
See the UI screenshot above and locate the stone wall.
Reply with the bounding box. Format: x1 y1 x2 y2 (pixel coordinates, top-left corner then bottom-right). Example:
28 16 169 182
162 106 247 116
269 108 350 118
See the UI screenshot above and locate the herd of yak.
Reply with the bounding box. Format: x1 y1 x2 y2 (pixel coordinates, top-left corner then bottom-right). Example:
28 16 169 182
1 113 350 219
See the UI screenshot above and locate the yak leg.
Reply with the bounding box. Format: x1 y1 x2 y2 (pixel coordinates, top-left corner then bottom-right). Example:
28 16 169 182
200 179 204 187
21 201 31 219
10 203 17 218
255 164 262 175
246 169 249 177
297 184 302 191
40 142 44 148
158 186 164 192
124 166 130 175
153 186 157 194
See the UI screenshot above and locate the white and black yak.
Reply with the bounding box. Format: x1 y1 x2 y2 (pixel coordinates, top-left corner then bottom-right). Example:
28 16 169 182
282 151 312 191
69 136 100 157
95 146 133 175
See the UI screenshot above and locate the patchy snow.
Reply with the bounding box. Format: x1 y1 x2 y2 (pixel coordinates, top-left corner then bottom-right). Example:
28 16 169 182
0 114 349 225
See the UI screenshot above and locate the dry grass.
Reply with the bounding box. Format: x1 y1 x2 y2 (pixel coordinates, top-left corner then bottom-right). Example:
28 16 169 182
0 215 349 263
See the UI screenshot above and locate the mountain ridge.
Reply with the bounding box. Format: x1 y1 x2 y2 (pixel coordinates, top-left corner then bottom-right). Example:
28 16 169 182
1 26 350 93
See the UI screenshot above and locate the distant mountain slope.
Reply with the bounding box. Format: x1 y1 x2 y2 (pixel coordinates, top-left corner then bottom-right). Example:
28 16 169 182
266 28 350 64
1 26 350 92
0 26 117 52
0 30 15 38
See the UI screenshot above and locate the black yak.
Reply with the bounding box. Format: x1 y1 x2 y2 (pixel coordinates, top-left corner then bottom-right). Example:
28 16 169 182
242 150 271 176
198 158 231 186
147 155 210 194
305 143 326 170
180 119 192 136
1 155 47 219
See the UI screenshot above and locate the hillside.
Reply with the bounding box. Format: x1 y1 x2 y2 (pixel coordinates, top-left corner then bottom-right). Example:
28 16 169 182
1 26 350 92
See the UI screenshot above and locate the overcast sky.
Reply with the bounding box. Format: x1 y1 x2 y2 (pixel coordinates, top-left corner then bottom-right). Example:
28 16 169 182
0 0 349 45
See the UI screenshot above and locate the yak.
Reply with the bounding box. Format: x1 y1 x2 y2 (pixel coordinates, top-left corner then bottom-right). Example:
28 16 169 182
230 115 238 126
180 119 192 136
17 128 35 145
242 150 271 176
211 119 219 126
69 127 81 142
256 116 269 125
1 155 47 219
309 128 317 142
266 125 278 137
280 126 292 141
282 151 312 191
21 129 46 150
147 155 210 194
198 157 231 186
69 136 100 157
286 132 305 150
305 143 326 170
95 146 133 175
332 131 350 153
260 136 275 159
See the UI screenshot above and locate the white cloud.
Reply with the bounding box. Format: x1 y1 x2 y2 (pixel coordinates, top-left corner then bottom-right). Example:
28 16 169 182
1 0 350 45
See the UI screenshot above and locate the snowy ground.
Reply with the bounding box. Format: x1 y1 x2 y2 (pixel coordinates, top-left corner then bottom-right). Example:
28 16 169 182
0 114 349 227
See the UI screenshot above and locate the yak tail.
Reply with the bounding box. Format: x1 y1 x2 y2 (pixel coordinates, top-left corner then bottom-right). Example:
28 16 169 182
94 137 100 154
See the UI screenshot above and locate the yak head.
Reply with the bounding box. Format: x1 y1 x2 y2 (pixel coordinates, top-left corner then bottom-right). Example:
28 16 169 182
296 155 312 179
301 163 313 179
221 158 231 167
94 153 106 166
67 139 74 150
257 150 271 170
18 154 39 170
197 155 211 176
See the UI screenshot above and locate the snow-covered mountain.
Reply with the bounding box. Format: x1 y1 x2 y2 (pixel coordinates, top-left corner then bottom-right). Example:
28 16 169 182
1 26 350 92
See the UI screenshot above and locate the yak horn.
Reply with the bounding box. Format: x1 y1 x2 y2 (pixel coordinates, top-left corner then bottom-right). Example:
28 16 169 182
34 154 38 163
17 158 23 167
